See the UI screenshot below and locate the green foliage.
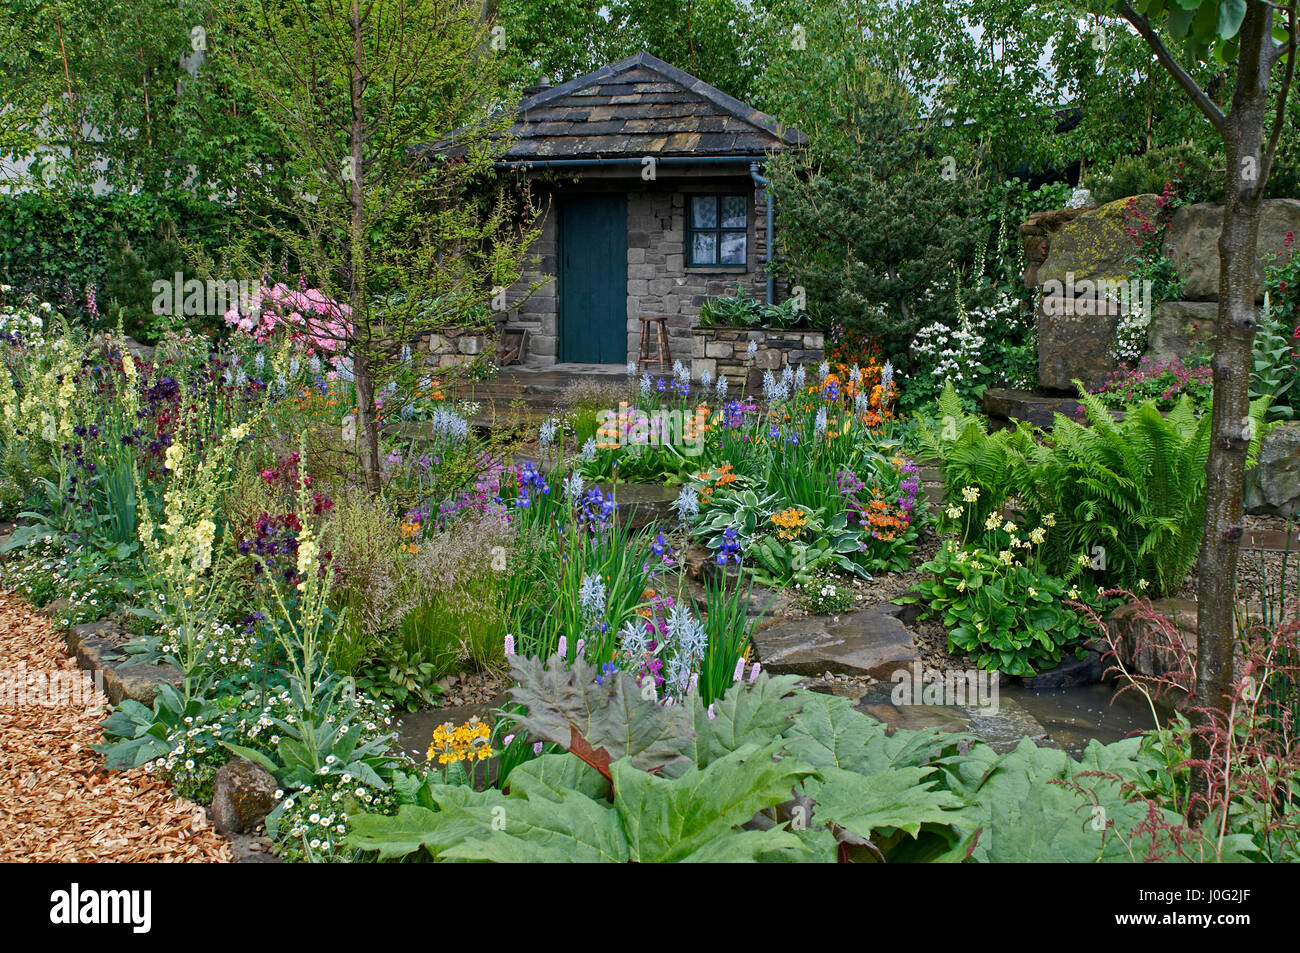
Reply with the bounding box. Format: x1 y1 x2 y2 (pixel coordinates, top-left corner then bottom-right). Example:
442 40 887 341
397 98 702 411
925 386 1269 595
1258 244 1300 420
355 645 444 712
766 66 981 359
491 0 765 100
944 737 1240 862
692 570 761 706
696 284 804 330
97 683 199 770
747 508 874 587
348 663 1241 863
223 0 540 488
0 191 231 340
901 539 1096 677
1085 143 1224 205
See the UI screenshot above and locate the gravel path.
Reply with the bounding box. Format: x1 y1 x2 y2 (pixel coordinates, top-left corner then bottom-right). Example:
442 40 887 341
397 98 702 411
0 592 230 862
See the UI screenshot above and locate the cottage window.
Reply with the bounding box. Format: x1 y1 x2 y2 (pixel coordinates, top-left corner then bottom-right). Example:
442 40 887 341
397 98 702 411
688 195 747 267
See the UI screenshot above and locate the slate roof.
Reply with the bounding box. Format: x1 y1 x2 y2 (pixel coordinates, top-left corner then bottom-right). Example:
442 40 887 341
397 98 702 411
430 53 804 163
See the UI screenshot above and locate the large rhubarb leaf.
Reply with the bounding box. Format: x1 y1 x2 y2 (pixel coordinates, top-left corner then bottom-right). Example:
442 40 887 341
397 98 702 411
348 784 509 861
805 764 969 852
948 737 1246 862
688 673 805 767
611 742 814 862
442 787 631 863
506 653 695 777
783 692 961 774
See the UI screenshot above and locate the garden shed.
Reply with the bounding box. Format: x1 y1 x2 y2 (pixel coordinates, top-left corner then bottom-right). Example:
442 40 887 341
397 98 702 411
472 52 805 367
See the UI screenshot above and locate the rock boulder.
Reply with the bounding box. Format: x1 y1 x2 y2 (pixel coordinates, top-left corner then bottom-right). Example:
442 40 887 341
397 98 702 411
1037 194 1158 291
1037 294 1122 392
1105 598 1196 682
211 759 279 835
1245 421 1300 516
1162 198 1300 300
1145 300 1220 365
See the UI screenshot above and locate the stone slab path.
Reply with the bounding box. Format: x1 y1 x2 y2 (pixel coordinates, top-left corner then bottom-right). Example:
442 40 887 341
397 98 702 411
750 605 922 680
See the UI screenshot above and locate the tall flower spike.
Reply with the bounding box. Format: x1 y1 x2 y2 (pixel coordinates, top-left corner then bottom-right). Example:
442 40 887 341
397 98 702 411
733 657 746 682
749 662 761 684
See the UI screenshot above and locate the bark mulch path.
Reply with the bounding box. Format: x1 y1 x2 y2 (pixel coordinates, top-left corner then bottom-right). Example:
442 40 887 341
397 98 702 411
0 591 231 862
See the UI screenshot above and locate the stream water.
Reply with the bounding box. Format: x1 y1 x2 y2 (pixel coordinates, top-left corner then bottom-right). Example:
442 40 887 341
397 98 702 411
857 679 1162 757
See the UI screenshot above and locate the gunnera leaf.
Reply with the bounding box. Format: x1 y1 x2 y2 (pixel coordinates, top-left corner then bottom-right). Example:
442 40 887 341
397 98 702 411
507 652 696 778
689 673 806 767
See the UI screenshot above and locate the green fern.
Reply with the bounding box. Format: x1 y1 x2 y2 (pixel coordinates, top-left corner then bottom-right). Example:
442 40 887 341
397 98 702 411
925 383 1268 596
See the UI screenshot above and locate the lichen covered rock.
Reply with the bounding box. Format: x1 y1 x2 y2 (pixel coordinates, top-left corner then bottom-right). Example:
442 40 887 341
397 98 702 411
210 759 279 835
1037 194 1159 291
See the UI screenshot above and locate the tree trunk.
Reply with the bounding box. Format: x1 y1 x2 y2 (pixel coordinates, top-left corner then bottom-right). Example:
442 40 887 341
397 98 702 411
348 0 381 494
353 351 381 494
1191 4 1274 813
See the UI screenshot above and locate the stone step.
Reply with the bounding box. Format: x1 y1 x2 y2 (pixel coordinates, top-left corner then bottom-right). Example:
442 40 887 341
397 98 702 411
749 604 920 681
981 388 1088 429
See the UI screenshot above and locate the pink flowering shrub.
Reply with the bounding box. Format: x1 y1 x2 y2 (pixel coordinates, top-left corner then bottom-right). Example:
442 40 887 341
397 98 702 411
225 281 351 360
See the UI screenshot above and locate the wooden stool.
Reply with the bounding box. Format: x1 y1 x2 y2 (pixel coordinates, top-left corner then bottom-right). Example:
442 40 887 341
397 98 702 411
637 316 670 373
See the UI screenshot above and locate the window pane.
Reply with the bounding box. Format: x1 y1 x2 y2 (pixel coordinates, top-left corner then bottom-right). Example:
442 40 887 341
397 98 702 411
720 231 746 265
692 232 717 265
721 196 747 228
691 196 717 228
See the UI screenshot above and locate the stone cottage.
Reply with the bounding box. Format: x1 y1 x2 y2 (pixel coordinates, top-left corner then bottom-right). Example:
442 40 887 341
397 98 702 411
459 52 805 367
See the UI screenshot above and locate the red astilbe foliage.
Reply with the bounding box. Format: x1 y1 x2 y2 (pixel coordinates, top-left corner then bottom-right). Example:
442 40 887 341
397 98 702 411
1053 772 1210 863
1078 591 1300 858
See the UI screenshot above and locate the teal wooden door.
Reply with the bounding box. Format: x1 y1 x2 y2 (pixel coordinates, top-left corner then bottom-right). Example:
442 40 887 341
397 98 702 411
559 195 627 363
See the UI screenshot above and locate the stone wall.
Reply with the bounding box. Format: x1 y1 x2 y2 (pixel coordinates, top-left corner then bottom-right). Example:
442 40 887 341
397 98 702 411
1024 196 1300 515
690 327 825 391
416 325 494 368
495 179 773 366
1025 196 1300 391
625 185 771 363
499 211 559 362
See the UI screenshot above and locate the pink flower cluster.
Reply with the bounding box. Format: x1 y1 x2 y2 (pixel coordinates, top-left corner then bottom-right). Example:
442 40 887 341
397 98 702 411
224 282 351 359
